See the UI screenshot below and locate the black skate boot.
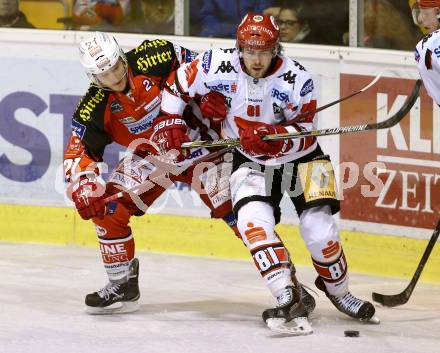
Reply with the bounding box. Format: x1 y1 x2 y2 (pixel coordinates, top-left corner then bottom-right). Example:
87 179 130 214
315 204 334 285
290 263 316 315
262 286 313 335
299 283 316 315
85 258 140 314
315 277 378 323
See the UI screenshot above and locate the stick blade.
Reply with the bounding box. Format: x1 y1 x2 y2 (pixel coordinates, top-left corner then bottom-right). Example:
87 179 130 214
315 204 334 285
372 291 409 307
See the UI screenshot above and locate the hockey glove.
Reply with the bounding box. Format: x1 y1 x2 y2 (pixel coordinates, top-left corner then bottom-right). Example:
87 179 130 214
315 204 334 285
151 115 190 161
240 122 293 156
70 175 107 220
200 91 228 123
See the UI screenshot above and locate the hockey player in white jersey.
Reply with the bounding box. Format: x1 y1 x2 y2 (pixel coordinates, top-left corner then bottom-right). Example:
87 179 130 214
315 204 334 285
157 13 377 331
412 0 440 35
414 0 440 105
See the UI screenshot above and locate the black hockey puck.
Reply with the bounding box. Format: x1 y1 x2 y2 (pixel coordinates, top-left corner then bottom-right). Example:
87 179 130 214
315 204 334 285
344 330 360 337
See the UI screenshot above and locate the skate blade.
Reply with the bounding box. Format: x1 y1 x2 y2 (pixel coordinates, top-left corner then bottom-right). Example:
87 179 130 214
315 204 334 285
85 300 139 315
266 316 313 336
362 315 380 325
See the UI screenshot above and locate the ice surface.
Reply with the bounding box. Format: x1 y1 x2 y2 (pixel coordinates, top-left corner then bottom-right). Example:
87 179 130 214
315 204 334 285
0 243 438 353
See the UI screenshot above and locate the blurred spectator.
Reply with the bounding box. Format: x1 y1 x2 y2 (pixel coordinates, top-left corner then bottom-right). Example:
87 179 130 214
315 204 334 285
273 0 348 46
72 0 130 31
0 0 34 28
262 3 282 17
277 3 312 43
119 0 174 34
363 0 418 50
300 0 348 46
190 0 203 35
199 0 275 38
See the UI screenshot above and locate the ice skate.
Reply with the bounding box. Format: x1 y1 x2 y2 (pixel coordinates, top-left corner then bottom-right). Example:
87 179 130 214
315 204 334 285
85 258 140 314
315 277 379 324
262 285 313 335
299 283 316 316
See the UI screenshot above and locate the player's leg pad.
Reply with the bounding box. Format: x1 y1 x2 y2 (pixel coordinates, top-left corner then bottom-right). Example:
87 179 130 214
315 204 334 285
262 286 313 336
315 277 379 324
85 258 140 315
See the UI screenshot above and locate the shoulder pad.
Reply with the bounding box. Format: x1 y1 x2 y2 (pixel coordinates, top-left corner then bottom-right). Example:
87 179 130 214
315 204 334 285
73 85 108 125
206 48 239 75
127 39 178 76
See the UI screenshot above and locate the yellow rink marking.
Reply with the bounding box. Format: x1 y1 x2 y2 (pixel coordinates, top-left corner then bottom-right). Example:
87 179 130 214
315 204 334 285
0 204 438 283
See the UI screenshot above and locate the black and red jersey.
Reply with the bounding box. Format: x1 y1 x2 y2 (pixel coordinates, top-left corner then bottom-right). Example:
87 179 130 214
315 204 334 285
64 39 197 181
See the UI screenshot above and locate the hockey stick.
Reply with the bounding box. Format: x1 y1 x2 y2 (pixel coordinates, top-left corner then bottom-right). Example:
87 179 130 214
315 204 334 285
181 79 422 149
372 220 440 307
283 70 383 125
103 145 235 203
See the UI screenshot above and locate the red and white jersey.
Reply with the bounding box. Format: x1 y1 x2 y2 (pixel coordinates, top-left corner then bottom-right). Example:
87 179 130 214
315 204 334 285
416 30 440 105
161 48 318 165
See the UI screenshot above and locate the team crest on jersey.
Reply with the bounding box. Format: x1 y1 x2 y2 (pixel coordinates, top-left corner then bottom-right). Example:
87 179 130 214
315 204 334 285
202 50 212 73
72 120 87 139
110 100 124 113
300 79 314 97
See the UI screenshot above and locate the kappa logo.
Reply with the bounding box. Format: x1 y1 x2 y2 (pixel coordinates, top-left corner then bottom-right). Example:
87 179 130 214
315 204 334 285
225 96 232 108
293 60 306 71
215 61 238 74
278 70 296 85
221 48 235 53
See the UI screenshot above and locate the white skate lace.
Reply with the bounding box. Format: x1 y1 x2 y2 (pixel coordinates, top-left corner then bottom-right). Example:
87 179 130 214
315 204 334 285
334 292 364 314
97 282 122 300
299 283 318 298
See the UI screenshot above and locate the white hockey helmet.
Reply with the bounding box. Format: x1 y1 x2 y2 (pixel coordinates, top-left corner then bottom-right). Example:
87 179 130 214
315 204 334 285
79 32 127 85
